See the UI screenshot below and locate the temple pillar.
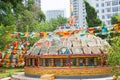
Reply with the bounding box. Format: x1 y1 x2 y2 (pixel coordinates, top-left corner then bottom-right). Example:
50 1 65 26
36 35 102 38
101 57 104 67
85 58 88 66
36 57 38 67
60 59 63 67
39 58 42 66
32 58 35 67
28 58 31 66
38 58 40 67
26 59 29 66
76 58 79 66
24 57 26 66
43 59 46 67
51 59 54 66
94 58 97 66
68 55 71 68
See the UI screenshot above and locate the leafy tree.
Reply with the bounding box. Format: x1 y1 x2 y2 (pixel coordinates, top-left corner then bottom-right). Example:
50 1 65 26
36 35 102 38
28 21 53 32
16 0 46 32
48 15 67 31
84 0 102 27
49 18 59 31
27 0 46 22
16 10 34 32
28 36 39 46
0 25 16 51
107 36 120 75
111 14 120 24
57 15 67 26
0 1 16 26
107 36 120 66
0 0 46 31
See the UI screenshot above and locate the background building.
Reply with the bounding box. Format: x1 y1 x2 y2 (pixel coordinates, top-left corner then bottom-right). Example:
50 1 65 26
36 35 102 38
72 0 120 27
46 10 65 21
89 0 120 26
72 0 87 27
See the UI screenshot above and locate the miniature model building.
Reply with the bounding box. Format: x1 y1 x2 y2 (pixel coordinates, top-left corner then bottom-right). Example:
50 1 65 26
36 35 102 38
25 34 109 66
24 34 111 76
24 0 112 77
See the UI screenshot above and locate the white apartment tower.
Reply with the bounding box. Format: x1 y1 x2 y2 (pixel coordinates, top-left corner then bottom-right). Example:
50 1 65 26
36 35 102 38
89 0 120 26
72 0 87 27
72 0 120 27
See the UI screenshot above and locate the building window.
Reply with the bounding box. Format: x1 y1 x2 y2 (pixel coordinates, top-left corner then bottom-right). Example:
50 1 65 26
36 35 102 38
112 1 118 6
102 9 104 13
73 0 77 1
83 4 85 7
97 10 99 13
112 7 118 12
106 8 111 12
101 3 104 7
106 14 111 19
102 15 105 19
106 2 111 6
107 20 111 25
96 4 99 7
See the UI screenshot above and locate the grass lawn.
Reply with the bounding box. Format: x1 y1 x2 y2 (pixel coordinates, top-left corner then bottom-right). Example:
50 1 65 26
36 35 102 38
0 67 24 79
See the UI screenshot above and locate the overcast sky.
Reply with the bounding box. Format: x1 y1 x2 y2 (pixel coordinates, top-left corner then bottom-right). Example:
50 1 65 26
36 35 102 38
41 0 70 18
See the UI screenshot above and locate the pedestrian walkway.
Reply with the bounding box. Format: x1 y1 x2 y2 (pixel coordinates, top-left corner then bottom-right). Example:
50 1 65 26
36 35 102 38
1 77 11 80
55 77 113 80
1 72 114 80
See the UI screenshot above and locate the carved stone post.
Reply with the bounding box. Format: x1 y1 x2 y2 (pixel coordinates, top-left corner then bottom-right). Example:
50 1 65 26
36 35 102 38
43 59 46 67
51 59 54 66
101 57 104 67
36 57 38 67
85 58 89 66
94 58 97 66
32 58 35 67
38 58 40 67
26 58 29 66
76 58 79 66
28 58 31 66
60 59 63 67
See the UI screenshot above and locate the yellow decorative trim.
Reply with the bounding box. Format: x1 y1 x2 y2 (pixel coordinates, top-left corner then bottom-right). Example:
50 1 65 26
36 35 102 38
40 56 68 58
39 56 101 58
25 67 112 76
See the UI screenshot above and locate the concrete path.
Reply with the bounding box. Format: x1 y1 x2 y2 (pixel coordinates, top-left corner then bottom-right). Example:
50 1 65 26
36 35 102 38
1 72 114 80
1 77 11 80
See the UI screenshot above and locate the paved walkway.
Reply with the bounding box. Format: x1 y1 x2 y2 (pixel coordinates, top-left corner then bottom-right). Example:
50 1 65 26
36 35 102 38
1 77 11 80
1 72 114 80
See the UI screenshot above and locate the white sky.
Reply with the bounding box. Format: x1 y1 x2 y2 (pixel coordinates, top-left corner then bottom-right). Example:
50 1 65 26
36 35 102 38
41 0 70 18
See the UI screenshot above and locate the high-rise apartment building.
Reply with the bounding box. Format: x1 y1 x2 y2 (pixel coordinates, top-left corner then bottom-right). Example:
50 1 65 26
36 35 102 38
72 0 120 27
46 10 65 21
90 0 120 26
72 0 87 27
